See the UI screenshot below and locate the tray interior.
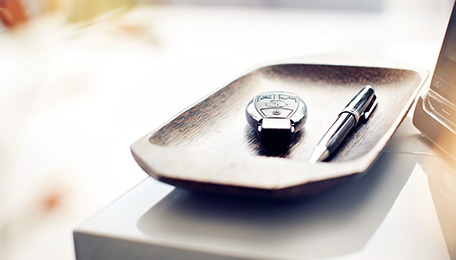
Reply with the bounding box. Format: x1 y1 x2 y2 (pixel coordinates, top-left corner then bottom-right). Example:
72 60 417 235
149 64 422 163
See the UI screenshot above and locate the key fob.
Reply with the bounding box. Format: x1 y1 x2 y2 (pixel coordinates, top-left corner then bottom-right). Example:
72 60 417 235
246 91 307 144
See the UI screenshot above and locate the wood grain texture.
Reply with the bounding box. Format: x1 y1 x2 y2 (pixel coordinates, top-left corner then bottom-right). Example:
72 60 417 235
150 64 420 161
131 56 428 198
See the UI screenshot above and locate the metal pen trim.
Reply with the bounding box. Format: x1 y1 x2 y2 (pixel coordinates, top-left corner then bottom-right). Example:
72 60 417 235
309 145 329 164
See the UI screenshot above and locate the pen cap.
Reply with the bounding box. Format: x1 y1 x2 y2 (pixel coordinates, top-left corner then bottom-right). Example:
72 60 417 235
341 85 377 124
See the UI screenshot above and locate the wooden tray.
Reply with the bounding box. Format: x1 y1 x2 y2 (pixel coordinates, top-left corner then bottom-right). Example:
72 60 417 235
131 55 428 198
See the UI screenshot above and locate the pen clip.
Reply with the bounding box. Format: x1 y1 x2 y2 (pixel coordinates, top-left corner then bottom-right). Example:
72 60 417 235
362 94 378 121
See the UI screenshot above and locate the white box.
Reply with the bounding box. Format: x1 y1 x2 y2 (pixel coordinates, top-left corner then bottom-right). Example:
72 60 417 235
74 119 450 259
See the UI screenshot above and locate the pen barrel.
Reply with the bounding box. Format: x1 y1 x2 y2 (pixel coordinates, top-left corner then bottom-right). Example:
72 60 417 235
311 85 376 162
320 113 357 154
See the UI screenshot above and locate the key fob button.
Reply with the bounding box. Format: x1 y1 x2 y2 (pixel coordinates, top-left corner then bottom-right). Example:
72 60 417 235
260 108 293 118
265 100 287 108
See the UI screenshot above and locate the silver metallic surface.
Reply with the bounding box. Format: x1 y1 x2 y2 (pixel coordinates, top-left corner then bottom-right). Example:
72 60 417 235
309 145 329 164
245 91 307 135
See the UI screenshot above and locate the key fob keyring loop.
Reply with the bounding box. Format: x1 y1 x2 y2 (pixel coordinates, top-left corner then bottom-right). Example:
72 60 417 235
246 91 307 144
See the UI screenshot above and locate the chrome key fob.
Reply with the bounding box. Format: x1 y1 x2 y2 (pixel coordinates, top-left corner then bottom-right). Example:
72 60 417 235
246 91 307 143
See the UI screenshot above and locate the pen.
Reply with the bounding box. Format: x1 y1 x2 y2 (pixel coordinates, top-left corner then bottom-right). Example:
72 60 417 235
309 85 378 163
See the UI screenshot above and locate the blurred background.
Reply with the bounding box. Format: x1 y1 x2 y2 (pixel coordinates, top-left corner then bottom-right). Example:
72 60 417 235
0 0 454 259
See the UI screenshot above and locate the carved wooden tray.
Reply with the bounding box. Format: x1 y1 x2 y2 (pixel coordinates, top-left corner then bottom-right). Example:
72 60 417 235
131 55 428 198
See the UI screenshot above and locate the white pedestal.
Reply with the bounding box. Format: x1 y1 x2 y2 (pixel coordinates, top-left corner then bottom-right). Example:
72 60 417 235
73 118 451 259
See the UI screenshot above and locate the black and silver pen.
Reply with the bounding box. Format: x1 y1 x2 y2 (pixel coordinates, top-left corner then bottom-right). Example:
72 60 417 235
309 85 378 163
